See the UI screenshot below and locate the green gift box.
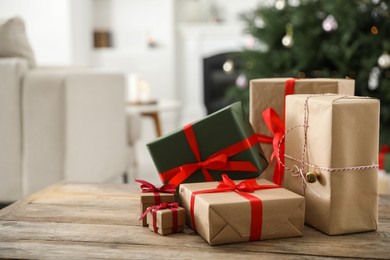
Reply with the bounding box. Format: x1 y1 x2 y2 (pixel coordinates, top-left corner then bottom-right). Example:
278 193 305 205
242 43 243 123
147 102 268 187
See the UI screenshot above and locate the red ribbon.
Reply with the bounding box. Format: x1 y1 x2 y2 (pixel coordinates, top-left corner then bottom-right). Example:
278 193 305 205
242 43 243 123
257 79 296 186
159 124 263 187
139 202 179 233
135 179 176 204
257 108 285 186
189 174 280 241
379 145 390 170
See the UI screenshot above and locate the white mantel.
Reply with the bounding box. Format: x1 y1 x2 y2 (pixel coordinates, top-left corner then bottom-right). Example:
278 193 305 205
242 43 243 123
177 22 250 125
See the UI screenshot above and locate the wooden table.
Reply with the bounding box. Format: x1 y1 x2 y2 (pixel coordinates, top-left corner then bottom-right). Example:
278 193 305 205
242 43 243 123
0 182 389 259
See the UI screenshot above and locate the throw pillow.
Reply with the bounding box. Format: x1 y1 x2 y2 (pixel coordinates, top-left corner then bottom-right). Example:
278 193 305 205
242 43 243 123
0 16 36 67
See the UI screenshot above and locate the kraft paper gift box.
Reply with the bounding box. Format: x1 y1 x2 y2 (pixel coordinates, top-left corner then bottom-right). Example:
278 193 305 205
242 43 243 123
249 78 355 185
284 94 379 235
179 175 305 245
146 204 186 236
147 102 268 189
136 179 176 227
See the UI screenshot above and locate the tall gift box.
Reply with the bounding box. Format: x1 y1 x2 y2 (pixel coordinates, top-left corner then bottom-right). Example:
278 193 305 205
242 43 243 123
249 78 355 185
284 94 379 235
179 175 305 245
147 102 268 188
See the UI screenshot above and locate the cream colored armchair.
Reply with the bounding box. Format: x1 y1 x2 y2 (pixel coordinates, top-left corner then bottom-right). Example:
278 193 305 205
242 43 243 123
0 17 137 202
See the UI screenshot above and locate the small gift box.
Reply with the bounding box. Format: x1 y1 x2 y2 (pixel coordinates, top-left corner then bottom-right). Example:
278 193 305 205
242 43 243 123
136 179 176 227
249 78 355 185
143 202 185 236
179 174 305 245
284 94 379 235
147 102 268 188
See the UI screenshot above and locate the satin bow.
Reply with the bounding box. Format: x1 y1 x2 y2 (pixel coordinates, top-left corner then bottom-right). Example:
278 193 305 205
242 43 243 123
257 108 285 185
159 125 261 187
139 202 179 220
135 179 176 193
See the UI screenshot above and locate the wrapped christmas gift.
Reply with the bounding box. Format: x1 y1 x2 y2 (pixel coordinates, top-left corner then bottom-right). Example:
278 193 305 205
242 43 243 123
136 179 176 227
179 174 305 245
249 78 355 185
284 94 379 235
141 202 185 235
147 102 268 188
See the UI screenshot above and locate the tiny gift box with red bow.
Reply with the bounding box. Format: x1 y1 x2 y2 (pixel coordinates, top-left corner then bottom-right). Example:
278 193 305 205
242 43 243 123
179 174 305 245
141 202 186 236
136 179 176 227
249 78 355 185
147 102 268 189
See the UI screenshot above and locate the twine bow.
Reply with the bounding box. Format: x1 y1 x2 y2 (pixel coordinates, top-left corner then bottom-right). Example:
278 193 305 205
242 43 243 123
279 94 379 196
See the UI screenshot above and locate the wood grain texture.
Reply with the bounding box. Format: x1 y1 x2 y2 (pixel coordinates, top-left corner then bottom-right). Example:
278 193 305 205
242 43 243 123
0 182 389 259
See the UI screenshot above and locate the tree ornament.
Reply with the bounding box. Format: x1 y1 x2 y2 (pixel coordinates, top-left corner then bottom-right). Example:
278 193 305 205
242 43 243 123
322 15 338 32
282 23 294 48
368 67 381 90
378 51 390 69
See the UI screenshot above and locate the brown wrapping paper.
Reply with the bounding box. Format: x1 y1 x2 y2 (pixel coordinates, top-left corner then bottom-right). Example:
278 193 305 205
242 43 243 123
140 193 175 227
179 179 305 245
284 94 379 235
249 78 355 182
146 207 185 235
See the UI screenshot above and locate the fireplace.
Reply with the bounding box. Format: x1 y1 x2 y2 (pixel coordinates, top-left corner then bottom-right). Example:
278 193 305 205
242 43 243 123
203 52 242 114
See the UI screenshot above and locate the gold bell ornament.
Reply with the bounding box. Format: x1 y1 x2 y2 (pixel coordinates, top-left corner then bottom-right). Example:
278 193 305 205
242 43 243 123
306 171 319 183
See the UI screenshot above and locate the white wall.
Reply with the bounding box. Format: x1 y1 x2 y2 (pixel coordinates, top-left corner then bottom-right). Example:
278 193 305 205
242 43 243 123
91 0 176 101
0 0 91 66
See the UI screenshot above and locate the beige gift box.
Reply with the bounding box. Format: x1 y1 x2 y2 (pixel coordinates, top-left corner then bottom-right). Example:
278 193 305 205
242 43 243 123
249 78 355 183
140 192 175 227
179 179 305 245
146 207 186 235
284 94 379 235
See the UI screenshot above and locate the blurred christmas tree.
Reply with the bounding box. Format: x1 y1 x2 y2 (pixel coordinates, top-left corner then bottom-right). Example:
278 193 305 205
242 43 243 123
229 0 390 144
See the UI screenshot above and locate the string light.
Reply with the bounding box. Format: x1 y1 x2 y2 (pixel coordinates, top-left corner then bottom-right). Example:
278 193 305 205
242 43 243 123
371 26 379 34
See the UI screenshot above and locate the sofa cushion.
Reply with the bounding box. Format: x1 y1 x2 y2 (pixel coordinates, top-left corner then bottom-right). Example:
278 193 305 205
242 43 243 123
0 16 36 67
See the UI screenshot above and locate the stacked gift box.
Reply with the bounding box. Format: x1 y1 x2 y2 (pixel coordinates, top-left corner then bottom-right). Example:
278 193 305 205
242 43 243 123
136 78 381 245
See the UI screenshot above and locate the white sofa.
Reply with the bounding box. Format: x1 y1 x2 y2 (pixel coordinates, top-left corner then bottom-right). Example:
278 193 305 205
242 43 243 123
0 57 130 202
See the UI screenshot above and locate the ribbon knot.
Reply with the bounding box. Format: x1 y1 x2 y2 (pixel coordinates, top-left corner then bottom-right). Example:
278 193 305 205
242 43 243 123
199 154 228 169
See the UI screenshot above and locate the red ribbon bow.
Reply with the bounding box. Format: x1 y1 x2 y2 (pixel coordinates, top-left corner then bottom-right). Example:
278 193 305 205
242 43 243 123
159 124 262 187
135 179 176 204
256 78 295 186
139 202 180 234
257 108 285 186
139 202 179 220
190 174 280 241
135 179 176 193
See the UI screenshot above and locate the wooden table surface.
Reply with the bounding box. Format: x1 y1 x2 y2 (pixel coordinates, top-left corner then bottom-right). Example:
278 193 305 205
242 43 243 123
0 182 389 259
